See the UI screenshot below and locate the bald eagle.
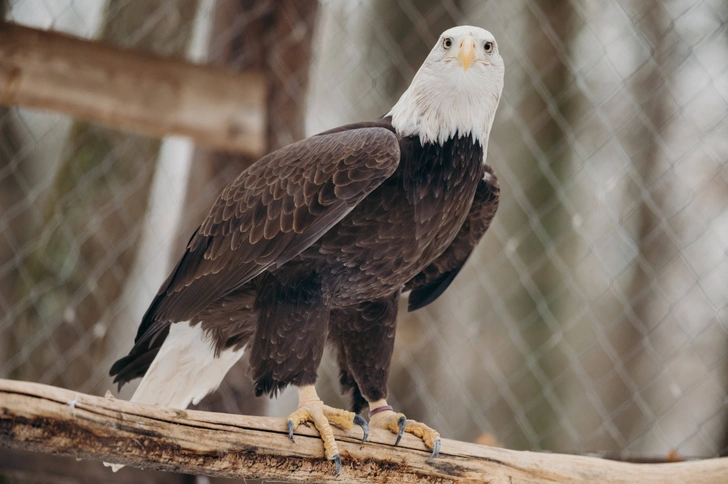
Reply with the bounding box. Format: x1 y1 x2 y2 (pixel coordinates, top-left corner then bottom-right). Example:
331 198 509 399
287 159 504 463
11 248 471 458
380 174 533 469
110 26 503 475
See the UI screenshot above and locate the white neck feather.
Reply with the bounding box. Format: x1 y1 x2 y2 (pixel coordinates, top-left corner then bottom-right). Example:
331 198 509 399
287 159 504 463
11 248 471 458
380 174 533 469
386 57 504 148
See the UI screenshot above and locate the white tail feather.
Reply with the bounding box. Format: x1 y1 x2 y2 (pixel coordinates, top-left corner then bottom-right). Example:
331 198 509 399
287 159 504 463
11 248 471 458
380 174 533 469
131 321 245 408
105 321 244 471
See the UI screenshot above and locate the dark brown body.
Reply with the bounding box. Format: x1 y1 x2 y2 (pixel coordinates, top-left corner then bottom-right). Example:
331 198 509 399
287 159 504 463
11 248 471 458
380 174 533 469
111 118 500 412
301 128 484 304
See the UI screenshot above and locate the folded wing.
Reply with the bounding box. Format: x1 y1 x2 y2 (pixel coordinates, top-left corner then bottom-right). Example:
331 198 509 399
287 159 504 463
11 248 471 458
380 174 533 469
111 127 400 385
405 166 500 311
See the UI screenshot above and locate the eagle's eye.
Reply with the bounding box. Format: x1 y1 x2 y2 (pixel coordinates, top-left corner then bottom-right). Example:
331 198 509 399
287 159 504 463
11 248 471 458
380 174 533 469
484 41 494 54
443 37 452 49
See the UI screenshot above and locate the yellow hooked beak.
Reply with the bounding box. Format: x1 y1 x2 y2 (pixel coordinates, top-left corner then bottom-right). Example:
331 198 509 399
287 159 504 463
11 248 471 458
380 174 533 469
457 34 477 74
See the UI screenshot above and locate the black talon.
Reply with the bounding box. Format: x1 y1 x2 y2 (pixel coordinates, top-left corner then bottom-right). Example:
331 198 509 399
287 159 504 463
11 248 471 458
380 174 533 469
353 414 369 443
394 416 406 446
333 453 342 476
287 419 295 443
426 439 441 462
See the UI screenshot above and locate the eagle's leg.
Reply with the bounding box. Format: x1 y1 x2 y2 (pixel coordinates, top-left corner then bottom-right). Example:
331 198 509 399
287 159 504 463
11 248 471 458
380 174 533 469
287 385 368 476
248 272 368 475
366 398 441 461
330 293 441 461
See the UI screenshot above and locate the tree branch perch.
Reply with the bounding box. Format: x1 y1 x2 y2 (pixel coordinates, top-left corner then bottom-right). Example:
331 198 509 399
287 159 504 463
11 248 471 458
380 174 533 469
1 380 727 483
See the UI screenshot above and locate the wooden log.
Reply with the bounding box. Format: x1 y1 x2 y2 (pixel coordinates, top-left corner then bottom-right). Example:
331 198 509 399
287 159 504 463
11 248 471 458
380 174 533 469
0 23 266 157
1 380 727 483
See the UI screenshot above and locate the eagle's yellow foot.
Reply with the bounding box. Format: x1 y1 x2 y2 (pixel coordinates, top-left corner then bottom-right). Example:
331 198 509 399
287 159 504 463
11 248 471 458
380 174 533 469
368 402 441 462
287 385 368 476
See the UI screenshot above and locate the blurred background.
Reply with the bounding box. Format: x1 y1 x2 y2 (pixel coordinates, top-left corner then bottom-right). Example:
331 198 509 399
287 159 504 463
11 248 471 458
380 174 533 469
1 0 728 481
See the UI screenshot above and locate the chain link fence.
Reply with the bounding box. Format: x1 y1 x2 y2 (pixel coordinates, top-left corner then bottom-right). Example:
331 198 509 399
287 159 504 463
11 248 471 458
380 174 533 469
2 0 727 468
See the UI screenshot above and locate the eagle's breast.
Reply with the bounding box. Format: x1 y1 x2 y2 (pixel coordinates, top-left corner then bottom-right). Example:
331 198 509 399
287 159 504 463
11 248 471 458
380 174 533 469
302 132 484 305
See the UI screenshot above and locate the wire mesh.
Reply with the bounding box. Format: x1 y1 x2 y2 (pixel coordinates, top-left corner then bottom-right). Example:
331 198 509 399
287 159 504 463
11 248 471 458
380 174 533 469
1 0 727 466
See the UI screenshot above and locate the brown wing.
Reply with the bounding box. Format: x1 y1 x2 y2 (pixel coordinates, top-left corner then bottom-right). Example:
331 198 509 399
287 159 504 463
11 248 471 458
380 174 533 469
405 165 500 311
123 127 400 354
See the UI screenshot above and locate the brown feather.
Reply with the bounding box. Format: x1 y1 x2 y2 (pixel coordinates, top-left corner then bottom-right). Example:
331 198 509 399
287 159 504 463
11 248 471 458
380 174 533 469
115 126 400 359
405 166 500 310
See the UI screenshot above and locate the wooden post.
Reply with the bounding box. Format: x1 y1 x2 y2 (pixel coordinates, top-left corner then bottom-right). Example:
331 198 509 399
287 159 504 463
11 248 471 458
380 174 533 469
0 23 266 156
1 379 727 483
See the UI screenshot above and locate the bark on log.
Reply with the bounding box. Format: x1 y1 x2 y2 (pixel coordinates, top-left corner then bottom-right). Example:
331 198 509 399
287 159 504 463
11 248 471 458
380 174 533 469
0 23 266 156
1 379 727 483
0 447 189 484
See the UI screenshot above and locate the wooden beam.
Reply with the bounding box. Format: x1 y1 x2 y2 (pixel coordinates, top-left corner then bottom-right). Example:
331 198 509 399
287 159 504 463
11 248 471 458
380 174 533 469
1 379 727 483
0 23 267 157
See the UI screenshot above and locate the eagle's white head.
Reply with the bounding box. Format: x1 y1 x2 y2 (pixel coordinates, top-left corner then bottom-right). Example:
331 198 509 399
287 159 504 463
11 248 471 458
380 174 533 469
387 26 505 147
